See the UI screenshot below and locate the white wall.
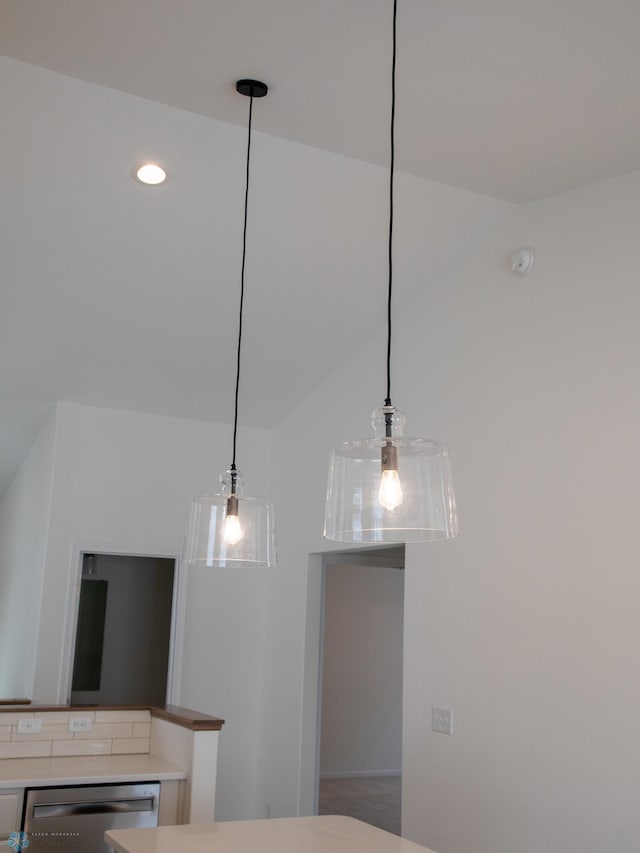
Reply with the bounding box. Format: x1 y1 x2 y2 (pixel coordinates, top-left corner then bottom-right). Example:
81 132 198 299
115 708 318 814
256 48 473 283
252 158 510 819
260 169 640 853
400 170 640 853
320 563 403 776
0 409 56 698
28 401 271 822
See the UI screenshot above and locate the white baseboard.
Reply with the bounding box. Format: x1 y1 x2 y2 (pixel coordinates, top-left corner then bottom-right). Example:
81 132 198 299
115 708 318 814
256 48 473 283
319 769 401 779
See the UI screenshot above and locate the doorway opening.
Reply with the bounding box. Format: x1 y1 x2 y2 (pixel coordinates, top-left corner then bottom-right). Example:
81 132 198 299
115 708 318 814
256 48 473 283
316 546 405 836
69 552 177 706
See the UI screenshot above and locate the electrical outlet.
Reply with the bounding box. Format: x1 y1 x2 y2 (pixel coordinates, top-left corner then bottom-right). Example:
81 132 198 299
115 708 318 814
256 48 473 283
17 718 42 734
68 717 93 733
432 706 453 735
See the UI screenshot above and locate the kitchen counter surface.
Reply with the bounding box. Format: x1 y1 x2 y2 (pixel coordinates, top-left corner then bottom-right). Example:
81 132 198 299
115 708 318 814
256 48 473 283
0 753 186 788
106 816 438 853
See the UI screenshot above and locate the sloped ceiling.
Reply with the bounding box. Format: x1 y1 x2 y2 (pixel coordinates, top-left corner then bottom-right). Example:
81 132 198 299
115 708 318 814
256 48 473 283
4 0 640 202
2 0 640 494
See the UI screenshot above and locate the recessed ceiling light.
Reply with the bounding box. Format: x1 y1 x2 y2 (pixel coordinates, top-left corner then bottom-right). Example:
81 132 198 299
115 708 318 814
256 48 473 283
133 163 168 186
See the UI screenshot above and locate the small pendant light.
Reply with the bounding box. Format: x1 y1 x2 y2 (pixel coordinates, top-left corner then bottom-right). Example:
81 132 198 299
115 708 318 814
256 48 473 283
185 80 276 567
324 1 459 544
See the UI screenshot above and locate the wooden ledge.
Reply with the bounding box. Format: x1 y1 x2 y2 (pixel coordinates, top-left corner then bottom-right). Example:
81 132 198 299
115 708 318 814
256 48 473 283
150 705 224 731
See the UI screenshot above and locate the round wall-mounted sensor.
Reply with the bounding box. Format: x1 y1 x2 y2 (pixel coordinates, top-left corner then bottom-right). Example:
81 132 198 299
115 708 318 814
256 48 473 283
510 248 534 275
133 163 168 185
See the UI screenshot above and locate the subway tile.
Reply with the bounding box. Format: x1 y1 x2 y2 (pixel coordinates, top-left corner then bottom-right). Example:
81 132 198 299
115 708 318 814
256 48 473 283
0 715 19 726
52 739 111 756
95 710 150 724
0 740 52 759
132 722 151 739
12 721 73 741
74 723 132 740
0 725 12 741
111 738 150 755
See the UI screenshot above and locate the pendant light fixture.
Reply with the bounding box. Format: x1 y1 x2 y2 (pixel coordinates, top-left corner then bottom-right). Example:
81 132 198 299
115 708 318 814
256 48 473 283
185 79 276 567
324 1 459 544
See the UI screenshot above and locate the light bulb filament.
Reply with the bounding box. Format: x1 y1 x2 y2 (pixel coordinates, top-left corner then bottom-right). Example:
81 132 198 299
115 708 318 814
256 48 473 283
223 495 243 545
379 443 403 511
379 469 403 511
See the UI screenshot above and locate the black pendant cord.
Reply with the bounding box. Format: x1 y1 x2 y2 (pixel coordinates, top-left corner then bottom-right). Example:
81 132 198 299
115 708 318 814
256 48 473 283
384 0 398 436
230 91 255 492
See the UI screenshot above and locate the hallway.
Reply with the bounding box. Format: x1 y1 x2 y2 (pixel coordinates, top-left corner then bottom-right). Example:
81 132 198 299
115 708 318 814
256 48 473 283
318 775 401 836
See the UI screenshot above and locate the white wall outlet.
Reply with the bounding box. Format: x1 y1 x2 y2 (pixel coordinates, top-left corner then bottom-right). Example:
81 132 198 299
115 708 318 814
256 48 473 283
17 718 42 734
68 717 92 733
432 706 453 735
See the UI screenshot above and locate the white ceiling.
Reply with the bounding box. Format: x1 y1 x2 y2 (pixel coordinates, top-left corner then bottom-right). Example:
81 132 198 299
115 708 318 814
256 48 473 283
1 0 640 495
4 0 640 202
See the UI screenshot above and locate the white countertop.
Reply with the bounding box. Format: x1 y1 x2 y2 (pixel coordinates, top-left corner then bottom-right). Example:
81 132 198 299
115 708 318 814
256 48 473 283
0 753 186 788
106 816 438 853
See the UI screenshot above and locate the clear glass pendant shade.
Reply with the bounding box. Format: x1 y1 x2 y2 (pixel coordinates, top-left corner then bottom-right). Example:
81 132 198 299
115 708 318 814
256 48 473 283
324 406 459 543
185 470 276 567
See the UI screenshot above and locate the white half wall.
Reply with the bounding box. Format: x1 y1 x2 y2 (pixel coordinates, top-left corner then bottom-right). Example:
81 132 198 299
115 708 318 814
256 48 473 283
0 408 56 699
320 563 403 776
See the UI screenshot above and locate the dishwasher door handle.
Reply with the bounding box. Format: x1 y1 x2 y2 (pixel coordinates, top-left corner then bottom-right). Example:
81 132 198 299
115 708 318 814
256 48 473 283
31 797 156 819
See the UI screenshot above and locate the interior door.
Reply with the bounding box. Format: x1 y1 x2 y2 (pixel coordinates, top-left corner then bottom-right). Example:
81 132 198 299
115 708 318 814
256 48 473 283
70 553 175 706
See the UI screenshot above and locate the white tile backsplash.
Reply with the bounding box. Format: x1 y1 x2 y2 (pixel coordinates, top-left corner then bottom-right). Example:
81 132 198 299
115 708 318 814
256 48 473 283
12 721 73 741
111 738 150 755
0 710 150 758
74 723 132 740
132 722 151 739
51 739 112 757
0 740 52 759
95 710 150 724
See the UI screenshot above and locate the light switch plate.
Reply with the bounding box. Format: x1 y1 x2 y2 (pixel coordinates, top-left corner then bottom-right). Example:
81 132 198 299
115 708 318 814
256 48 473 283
432 706 453 735
17 718 42 734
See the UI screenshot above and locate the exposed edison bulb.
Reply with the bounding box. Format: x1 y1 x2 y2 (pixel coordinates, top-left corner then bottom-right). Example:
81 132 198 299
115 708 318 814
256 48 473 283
223 512 243 545
378 468 403 511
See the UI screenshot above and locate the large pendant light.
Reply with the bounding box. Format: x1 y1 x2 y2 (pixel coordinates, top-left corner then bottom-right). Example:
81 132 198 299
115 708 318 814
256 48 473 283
185 80 276 567
324 1 458 544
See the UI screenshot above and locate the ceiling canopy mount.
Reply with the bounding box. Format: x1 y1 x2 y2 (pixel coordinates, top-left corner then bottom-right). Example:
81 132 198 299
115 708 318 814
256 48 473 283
236 79 268 98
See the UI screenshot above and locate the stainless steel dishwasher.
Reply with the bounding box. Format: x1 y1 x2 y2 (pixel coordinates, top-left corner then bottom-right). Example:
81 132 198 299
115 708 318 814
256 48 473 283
23 782 160 851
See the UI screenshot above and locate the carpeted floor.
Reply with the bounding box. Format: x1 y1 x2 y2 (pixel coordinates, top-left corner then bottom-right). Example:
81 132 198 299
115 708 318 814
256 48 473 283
318 775 401 836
